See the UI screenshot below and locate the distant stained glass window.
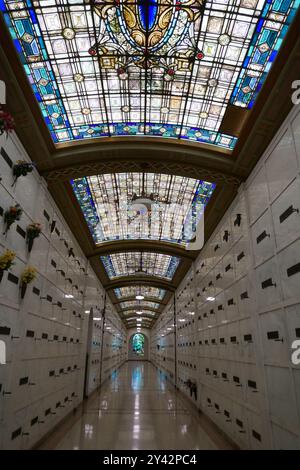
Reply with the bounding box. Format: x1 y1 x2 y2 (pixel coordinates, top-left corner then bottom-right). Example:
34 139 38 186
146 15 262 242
131 333 145 357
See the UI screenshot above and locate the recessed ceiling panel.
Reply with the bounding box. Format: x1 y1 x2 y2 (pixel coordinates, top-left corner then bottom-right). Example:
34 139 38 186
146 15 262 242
2 0 298 148
100 251 180 280
71 172 215 245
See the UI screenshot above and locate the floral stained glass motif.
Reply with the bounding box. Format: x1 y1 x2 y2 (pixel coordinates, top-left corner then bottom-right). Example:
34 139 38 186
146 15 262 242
1 0 298 148
100 251 180 280
71 172 215 246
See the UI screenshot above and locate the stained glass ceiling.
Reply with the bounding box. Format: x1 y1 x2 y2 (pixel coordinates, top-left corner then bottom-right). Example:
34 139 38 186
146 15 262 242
126 313 153 319
123 310 157 316
71 172 215 245
115 286 166 300
125 316 153 323
126 316 153 320
119 300 160 310
100 252 180 280
116 287 165 320
2 0 299 149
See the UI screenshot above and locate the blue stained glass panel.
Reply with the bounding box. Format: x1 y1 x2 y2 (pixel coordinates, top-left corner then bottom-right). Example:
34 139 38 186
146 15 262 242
1 0 299 147
138 0 158 30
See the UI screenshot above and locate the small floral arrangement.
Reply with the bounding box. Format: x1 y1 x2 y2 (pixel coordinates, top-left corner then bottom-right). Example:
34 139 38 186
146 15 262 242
0 249 16 271
12 160 35 186
27 222 42 240
3 204 23 234
0 109 15 136
26 222 42 252
21 266 37 285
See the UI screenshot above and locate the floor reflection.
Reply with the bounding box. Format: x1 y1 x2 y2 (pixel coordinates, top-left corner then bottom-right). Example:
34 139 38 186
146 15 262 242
131 364 144 391
39 362 234 450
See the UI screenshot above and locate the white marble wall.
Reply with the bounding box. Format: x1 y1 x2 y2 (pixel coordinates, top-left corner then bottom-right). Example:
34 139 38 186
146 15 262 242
100 298 127 385
151 303 175 381
83 270 127 397
151 105 300 450
0 132 126 449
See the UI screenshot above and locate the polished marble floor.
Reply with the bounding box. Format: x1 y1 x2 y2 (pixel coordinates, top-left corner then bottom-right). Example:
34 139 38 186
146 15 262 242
39 362 234 450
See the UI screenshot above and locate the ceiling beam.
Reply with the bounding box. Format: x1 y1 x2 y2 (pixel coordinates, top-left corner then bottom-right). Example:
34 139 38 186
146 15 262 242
87 239 196 261
41 143 240 184
104 275 177 292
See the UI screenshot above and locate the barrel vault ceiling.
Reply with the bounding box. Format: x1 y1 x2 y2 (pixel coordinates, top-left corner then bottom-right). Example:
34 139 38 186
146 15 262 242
0 1 300 328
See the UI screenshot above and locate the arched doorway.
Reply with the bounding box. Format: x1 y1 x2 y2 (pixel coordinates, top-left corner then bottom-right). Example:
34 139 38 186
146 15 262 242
128 333 148 360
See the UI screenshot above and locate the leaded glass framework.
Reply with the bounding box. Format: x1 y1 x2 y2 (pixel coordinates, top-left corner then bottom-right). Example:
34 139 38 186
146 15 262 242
123 310 156 316
71 172 215 245
114 286 166 300
119 300 160 310
100 251 180 279
1 0 298 148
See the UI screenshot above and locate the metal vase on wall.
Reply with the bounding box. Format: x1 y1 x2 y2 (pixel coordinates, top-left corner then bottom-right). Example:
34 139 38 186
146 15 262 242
20 282 27 299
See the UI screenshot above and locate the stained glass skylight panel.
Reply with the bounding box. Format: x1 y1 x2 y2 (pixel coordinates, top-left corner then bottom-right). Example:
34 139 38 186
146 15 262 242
123 311 157 317
100 252 180 280
1 0 298 148
71 172 215 245
128 318 154 323
114 286 166 300
119 301 160 310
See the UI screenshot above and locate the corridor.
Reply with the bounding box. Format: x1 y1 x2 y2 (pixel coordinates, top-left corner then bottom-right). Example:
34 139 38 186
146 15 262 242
39 362 233 450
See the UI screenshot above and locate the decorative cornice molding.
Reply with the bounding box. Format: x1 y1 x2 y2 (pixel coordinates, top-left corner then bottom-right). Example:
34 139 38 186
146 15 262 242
43 159 242 186
88 239 196 261
105 276 176 292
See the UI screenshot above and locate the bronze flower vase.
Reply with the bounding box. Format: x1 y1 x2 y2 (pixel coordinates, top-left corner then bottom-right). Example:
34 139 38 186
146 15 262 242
20 282 27 299
27 237 34 253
